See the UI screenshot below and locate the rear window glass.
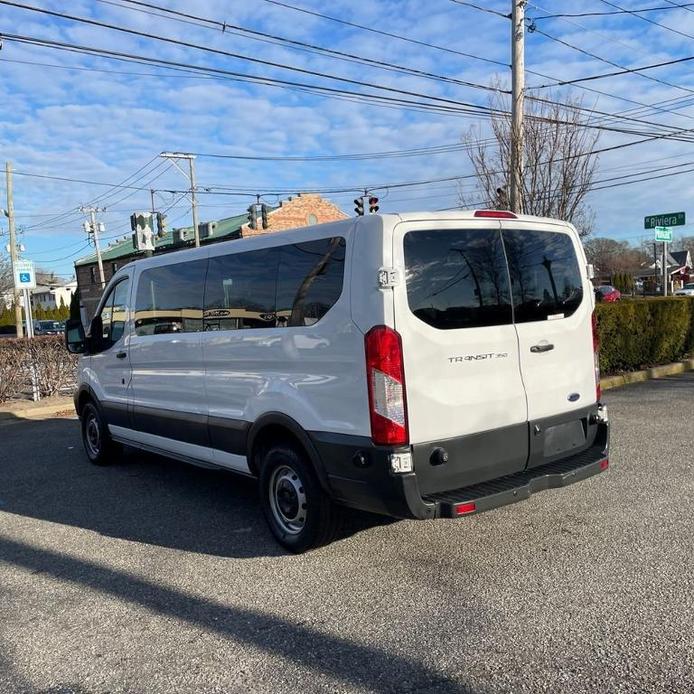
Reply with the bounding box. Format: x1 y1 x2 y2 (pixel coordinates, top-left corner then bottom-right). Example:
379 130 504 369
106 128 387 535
502 229 583 322
276 237 345 327
403 229 513 330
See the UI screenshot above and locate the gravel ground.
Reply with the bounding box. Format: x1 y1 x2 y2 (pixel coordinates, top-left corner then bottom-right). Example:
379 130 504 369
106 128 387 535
0 374 692 693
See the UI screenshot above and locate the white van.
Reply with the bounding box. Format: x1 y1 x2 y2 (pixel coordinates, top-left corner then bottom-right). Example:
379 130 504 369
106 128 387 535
66 211 609 552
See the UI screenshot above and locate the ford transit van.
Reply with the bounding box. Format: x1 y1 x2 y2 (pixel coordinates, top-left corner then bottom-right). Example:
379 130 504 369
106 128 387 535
66 211 609 552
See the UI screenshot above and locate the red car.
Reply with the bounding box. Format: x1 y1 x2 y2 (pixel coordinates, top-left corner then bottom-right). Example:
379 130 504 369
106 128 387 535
595 285 621 302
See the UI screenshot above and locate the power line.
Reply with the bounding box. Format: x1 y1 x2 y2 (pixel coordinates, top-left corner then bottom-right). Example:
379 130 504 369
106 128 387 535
598 0 694 39
449 1 510 19
259 0 509 68
663 0 694 13
533 2 694 19
1 34 496 121
451 0 694 125
0 2 509 114
11 30 694 144
527 26 694 92
101 0 504 95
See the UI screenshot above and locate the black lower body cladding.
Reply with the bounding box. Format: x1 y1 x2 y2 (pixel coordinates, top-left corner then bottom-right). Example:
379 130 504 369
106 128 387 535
309 404 609 520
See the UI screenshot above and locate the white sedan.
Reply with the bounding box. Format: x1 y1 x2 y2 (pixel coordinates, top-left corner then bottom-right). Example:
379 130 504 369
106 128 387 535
674 282 694 297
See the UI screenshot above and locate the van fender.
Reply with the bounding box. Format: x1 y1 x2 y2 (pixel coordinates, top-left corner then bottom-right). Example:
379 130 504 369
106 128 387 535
247 412 332 495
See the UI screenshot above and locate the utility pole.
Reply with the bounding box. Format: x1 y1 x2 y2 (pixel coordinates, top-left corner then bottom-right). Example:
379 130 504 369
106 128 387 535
150 188 156 214
5 162 23 338
510 0 525 214
81 207 106 289
160 152 200 247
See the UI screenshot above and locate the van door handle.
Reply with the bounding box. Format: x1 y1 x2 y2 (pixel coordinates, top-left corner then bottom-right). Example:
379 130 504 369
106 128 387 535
116 351 127 359
530 343 554 353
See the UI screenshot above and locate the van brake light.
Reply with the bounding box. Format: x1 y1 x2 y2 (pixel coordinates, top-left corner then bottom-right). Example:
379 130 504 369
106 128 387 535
473 210 517 219
364 326 409 446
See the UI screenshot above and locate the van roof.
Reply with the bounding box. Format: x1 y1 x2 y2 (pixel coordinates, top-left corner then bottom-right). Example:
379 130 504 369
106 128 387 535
112 210 575 280
390 210 573 226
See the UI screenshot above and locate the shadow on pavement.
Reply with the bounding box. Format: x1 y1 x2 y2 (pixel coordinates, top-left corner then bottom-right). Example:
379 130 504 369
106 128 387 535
0 416 395 560
0 535 471 693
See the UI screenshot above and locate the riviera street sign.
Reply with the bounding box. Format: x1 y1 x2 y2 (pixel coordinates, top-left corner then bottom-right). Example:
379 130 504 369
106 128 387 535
654 226 673 242
644 211 685 229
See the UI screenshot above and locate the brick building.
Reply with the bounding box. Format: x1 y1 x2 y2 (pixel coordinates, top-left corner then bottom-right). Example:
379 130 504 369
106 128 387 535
74 194 347 320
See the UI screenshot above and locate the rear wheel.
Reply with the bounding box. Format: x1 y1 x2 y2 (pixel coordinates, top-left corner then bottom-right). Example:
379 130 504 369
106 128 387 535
81 401 121 465
259 444 341 553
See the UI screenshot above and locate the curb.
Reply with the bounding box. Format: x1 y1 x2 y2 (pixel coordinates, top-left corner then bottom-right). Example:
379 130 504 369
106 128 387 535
0 399 75 424
602 358 694 391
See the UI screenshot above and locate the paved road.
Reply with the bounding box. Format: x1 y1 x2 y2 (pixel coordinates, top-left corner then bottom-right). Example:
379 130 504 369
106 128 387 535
1 375 693 693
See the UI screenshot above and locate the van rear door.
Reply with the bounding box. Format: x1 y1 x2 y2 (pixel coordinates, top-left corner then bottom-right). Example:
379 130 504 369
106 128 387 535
392 219 529 491
500 220 597 468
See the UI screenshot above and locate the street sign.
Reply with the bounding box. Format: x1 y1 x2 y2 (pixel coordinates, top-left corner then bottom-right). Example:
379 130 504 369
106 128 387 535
14 259 36 290
644 211 685 229
654 226 673 242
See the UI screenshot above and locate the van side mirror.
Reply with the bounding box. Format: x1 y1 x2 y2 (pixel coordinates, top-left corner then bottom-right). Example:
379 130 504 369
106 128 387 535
89 316 105 353
65 318 87 354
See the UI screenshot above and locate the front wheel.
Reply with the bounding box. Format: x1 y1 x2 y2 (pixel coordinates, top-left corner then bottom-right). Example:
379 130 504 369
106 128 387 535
259 444 341 553
81 401 121 465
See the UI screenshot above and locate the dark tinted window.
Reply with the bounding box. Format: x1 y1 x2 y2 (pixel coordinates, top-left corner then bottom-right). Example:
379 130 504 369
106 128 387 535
134 260 206 336
502 230 583 323
99 279 129 346
204 248 280 331
404 229 512 329
276 237 345 327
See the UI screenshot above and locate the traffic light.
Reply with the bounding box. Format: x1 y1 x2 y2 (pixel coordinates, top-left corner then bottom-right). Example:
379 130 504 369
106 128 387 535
354 197 364 216
130 213 137 232
368 196 379 214
261 203 269 230
130 212 154 251
247 204 258 229
156 212 167 237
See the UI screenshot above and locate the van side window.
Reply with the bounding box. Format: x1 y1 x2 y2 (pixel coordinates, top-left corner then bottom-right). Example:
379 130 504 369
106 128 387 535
403 229 512 330
98 279 129 347
276 237 345 327
134 260 206 336
204 248 280 330
502 230 583 322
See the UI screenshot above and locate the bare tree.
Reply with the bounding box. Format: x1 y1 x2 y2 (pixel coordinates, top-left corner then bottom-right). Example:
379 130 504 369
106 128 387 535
0 256 13 298
584 237 649 274
460 90 600 237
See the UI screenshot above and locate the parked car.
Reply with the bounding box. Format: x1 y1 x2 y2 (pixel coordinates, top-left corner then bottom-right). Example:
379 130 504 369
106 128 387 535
65 211 609 552
34 320 64 335
595 285 621 302
674 282 694 297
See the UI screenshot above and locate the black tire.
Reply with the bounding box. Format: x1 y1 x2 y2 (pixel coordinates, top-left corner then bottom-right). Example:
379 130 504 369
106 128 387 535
80 401 121 466
259 444 342 553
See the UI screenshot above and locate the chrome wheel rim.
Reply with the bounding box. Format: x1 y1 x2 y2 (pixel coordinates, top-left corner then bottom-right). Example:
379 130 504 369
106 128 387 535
85 414 101 458
269 465 307 535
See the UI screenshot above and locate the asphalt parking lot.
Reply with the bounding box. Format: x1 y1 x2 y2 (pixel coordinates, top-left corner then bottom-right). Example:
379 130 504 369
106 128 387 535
1 375 693 693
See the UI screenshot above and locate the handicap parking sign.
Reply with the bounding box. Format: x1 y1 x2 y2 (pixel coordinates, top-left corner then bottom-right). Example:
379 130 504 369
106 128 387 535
14 260 36 290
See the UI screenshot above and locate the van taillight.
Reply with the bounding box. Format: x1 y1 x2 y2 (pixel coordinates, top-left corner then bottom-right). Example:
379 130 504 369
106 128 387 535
592 312 601 402
364 326 409 446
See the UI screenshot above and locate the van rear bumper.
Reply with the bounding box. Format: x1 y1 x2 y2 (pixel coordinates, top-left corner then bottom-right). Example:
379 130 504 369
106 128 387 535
309 419 609 521
421 440 608 518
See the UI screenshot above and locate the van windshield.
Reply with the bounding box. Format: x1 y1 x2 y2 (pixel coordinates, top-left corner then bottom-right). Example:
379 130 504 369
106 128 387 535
403 228 583 329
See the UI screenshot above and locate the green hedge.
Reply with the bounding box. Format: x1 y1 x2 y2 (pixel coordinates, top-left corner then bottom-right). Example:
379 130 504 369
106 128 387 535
596 297 694 374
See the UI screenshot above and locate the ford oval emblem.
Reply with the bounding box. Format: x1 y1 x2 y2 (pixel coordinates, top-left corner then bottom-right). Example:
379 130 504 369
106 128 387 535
568 392 580 402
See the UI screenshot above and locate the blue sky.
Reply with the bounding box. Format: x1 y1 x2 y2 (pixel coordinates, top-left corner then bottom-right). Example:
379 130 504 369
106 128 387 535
1 0 694 279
